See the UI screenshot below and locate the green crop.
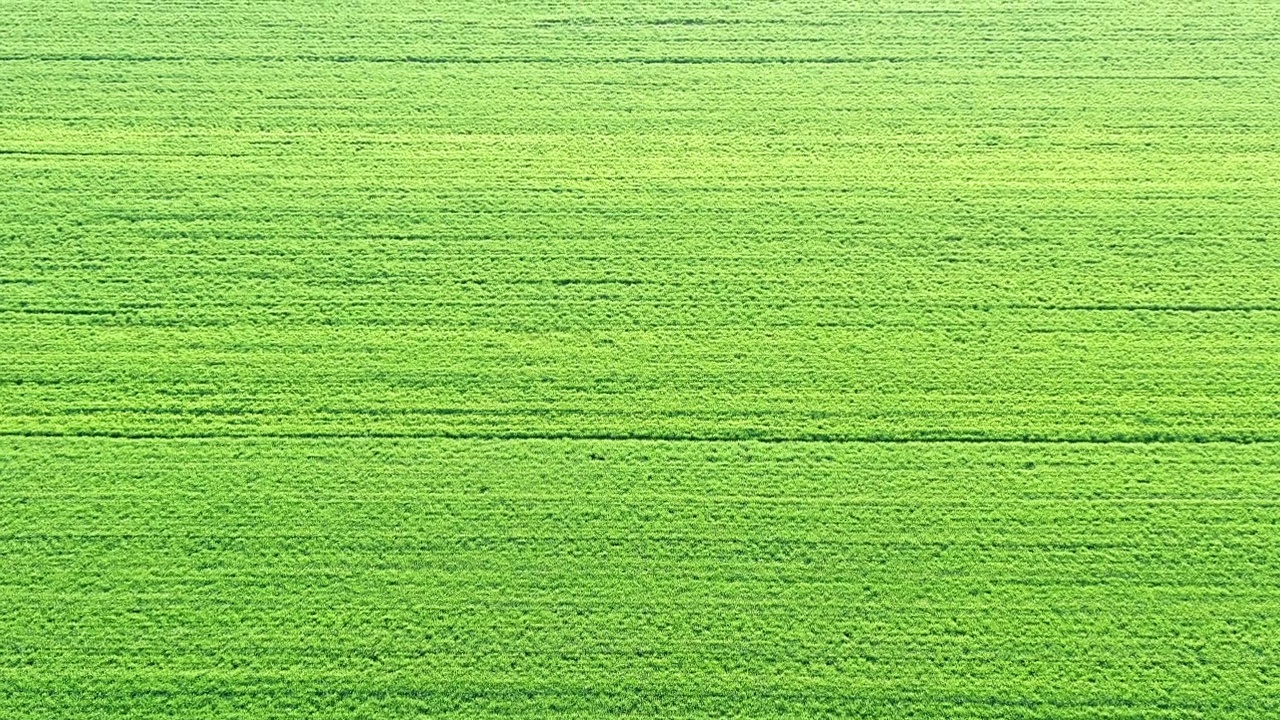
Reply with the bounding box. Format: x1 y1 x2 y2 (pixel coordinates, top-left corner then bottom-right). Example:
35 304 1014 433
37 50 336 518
2 1 1278 717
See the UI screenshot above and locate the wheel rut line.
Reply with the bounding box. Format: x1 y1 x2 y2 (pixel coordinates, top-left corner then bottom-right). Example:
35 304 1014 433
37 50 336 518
0 429 1272 445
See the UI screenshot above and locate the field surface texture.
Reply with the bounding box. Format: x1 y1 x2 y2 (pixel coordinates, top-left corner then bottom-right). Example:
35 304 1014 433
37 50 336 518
3 1 1280 718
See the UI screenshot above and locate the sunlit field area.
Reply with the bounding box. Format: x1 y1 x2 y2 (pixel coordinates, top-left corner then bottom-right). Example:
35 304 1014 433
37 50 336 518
2 1 1279 717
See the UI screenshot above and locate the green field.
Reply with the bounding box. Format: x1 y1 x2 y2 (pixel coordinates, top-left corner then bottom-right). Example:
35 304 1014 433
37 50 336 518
2 1 1279 717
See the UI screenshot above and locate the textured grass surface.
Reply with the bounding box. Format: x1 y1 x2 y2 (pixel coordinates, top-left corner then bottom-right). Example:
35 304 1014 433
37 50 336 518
2 1 1280 717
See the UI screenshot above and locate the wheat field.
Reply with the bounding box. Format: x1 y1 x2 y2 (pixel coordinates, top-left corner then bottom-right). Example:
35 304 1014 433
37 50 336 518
2 1 1279 717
